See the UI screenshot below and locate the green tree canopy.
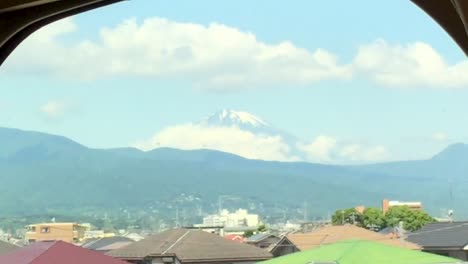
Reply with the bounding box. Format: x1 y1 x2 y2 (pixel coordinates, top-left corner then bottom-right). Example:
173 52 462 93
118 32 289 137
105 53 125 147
331 208 362 226
362 207 386 231
385 206 434 232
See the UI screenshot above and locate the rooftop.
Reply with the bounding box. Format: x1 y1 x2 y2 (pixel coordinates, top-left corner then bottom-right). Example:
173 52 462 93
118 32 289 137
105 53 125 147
108 228 272 262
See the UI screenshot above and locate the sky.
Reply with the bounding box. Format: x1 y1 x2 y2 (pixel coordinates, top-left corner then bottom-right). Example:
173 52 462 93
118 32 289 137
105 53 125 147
1 0 468 164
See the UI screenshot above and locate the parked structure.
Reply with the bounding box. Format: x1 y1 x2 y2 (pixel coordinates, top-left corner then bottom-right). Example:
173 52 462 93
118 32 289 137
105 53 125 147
108 228 272 264
0 240 20 256
287 225 420 251
407 222 468 261
261 240 461 264
0 240 129 264
382 199 423 213
25 222 89 243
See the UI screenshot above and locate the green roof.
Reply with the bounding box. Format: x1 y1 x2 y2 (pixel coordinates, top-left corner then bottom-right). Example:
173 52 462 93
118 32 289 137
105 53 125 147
260 240 460 264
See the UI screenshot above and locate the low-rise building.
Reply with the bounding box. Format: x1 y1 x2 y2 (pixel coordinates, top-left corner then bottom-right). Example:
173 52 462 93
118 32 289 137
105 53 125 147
25 223 89 243
382 199 423 213
287 225 420 251
407 221 468 261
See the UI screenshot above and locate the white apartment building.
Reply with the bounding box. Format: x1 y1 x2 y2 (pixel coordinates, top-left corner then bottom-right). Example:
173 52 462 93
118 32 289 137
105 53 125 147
202 209 259 228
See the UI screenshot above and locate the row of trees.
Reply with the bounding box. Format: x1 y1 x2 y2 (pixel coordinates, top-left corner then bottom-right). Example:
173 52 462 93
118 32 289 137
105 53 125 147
331 206 434 232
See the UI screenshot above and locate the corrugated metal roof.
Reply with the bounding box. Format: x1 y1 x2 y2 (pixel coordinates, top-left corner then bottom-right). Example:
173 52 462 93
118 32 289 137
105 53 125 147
0 241 129 264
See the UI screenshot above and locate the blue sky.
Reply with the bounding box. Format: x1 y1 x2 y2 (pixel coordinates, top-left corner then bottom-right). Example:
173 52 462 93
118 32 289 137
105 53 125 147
1 0 468 163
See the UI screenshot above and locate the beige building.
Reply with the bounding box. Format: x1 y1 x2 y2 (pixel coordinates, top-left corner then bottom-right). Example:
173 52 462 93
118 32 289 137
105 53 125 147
382 199 423 213
25 223 89 243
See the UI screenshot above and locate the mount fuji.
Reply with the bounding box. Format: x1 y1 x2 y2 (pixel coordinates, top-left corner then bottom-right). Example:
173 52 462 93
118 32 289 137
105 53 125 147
198 109 295 138
135 109 306 161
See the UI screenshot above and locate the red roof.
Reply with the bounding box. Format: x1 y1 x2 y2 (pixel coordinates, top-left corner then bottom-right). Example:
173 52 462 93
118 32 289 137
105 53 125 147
224 234 245 243
0 241 129 264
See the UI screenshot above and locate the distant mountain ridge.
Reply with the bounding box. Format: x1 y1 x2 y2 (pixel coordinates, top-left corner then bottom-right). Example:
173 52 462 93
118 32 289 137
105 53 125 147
0 126 467 218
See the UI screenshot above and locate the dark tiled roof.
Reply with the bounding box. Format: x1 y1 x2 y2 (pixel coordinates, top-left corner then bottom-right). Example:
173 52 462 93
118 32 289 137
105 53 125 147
0 241 129 264
82 237 134 251
0 240 20 256
108 228 272 262
407 222 468 249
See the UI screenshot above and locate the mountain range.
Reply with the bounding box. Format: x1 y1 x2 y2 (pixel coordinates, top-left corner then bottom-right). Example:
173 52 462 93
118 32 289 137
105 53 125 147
0 124 467 219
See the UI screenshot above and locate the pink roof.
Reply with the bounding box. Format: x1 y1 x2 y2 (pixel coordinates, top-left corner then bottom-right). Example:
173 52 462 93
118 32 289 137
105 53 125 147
0 241 129 264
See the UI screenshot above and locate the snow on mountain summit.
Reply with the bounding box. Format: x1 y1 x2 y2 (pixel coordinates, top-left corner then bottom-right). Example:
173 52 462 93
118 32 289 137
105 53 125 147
200 109 270 127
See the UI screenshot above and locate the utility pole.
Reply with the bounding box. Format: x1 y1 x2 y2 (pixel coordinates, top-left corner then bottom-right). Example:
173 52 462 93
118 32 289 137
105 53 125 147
303 201 308 222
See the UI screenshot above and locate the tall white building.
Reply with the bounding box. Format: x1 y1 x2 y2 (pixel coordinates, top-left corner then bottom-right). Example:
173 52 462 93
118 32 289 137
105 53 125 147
202 209 259 228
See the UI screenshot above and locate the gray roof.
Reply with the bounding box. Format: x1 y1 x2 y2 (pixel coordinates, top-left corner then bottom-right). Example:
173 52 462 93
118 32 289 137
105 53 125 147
82 237 134 251
107 228 272 262
246 233 277 243
407 222 468 249
0 240 20 256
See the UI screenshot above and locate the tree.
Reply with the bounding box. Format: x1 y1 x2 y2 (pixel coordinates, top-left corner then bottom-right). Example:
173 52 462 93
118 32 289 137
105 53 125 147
362 208 386 231
331 208 362 226
257 224 267 233
385 206 434 232
243 230 254 238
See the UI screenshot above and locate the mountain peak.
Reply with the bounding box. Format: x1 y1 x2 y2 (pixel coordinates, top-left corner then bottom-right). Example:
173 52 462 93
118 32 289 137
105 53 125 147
201 109 269 127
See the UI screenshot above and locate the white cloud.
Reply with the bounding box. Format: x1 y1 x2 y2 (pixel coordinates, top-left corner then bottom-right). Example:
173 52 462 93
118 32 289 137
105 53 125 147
134 120 391 163
299 135 390 164
135 124 300 162
354 39 468 88
4 17 351 89
432 132 449 142
40 101 70 119
298 135 337 163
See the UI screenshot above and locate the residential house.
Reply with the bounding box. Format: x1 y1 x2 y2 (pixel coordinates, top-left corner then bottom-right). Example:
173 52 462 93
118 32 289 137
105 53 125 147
269 236 300 257
407 221 468 260
107 228 272 264
246 233 280 249
25 222 89 243
0 240 129 264
287 225 420 251
0 240 20 256
82 237 135 253
260 240 461 264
